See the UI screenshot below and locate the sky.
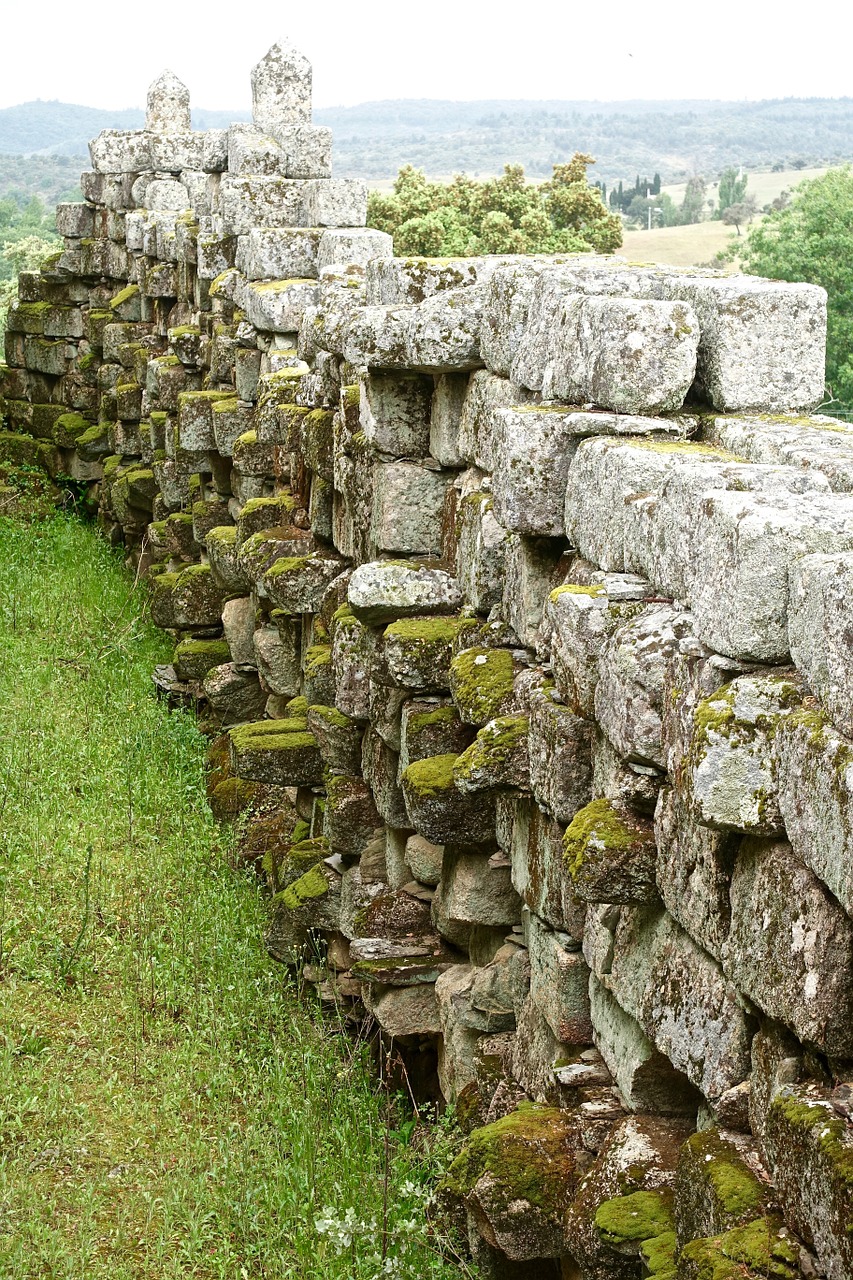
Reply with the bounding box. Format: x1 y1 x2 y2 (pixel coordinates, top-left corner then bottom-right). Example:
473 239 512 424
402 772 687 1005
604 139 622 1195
2 0 851 111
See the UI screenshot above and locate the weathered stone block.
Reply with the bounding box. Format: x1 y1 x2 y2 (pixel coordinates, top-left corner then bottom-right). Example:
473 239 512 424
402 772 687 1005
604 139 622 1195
527 685 594 824
401 754 495 845
527 913 591 1044
360 369 432 458
370 462 449 556
229 717 323 786
788 551 853 738
564 799 659 905
347 561 462 625
724 837 853 1056
588 978 699 1116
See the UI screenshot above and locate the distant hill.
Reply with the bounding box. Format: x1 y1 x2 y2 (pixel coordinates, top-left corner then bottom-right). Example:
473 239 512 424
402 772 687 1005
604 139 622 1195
1 95 852 185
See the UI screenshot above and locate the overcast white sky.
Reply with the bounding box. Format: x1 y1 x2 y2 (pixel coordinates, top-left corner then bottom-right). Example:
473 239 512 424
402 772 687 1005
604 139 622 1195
2 0 850 111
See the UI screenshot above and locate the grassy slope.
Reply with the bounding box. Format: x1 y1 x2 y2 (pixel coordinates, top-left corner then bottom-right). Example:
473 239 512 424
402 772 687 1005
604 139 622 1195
0 516 468 1280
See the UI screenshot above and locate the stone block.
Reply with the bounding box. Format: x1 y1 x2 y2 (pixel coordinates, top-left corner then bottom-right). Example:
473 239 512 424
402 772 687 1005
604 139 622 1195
436 845 521 939
595 606 694 770
760 1084 853 1280
217 175 306 235
544 575 649 716
242 279 319 334
401 755 495 845
775 709 853 917
146 70 191 133
653 787 739 963
272 124 332 179
263 553 345 614
788 551 853 737
706 412 853 493
527 687 592 824
405 285 485 372
229 716 323 786
591 905 753 1105
251 41 312 133
687 489 853 662
502 533 566 650
203 663 267 726
674 275 826 412
509 799 586 936
685 674 802 834
541 295 699 415
89 130 152 173
588 977 699 1115
253 623 301 697
490 406 583 537
453 715 530 793
360 369 432 458
235 227 323 280
370 462 449 556
564 799 659 905
347 561 462 625
723 837 853 1055
302 178 368 228
317 227 393 272
527 913 592 1044
456 491 509 614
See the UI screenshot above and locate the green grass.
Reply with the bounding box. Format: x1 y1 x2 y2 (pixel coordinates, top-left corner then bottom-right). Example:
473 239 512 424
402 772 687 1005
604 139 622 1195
0 515 471 1280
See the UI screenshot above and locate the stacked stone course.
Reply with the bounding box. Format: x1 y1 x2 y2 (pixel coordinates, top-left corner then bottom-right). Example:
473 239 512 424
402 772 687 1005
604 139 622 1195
2 43 853 1280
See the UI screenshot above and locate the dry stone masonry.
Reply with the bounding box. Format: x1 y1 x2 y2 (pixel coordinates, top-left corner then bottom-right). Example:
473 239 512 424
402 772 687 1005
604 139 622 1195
2 43 853 1280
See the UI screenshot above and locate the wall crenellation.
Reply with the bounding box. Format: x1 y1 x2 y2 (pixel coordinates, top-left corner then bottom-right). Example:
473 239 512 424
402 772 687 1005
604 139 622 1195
2 42 853 1280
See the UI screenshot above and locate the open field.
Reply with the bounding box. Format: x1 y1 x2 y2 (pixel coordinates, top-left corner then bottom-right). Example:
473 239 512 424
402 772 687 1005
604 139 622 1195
662 165 831 208
618 219 737 268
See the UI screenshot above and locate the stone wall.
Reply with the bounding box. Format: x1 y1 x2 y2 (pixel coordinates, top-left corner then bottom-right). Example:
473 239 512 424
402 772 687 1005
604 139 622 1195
2 42 853 1280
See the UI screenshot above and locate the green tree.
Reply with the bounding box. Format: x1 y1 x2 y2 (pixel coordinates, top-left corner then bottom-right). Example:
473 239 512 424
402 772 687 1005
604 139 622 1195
680 176 707 225
740 166 853 410
718 166 748 215
366 155 622 258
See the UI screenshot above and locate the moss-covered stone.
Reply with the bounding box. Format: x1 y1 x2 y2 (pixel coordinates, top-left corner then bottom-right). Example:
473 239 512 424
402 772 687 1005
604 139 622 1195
443 1102 581 1260
229 718 323 787
678 1216 799 1280
563 797 659 904
453 714 530 792
449 646 516 726
401 753 495 844
382 615 468 692
675 1130 768 1246
173 637 231 683
595 1189 675 1255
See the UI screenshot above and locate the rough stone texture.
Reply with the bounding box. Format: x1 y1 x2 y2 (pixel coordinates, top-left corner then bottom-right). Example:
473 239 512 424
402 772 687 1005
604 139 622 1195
788 551 853 737
541 295 700 415
775 710 853 917
675 275 827 413
724 837 853 1055
685 674 802 835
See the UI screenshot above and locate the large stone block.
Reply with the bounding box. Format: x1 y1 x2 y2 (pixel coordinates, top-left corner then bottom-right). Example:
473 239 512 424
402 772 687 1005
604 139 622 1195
242 279 319 334
589 905 753 1106
706 412 853 492
527 912 592 1044
595 606 694 770
788 551 853 737
775 710 853 917
370 462 449 556
674 275 826 413
359 369 432 457
541 294 699 415
588 978 700 1115
527 686 594 825
685 674 802 835
235 227 323 280
723 837 853 1056
251 40 312 132
544 575 649 716
686 489 853 661
653 787 739 963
